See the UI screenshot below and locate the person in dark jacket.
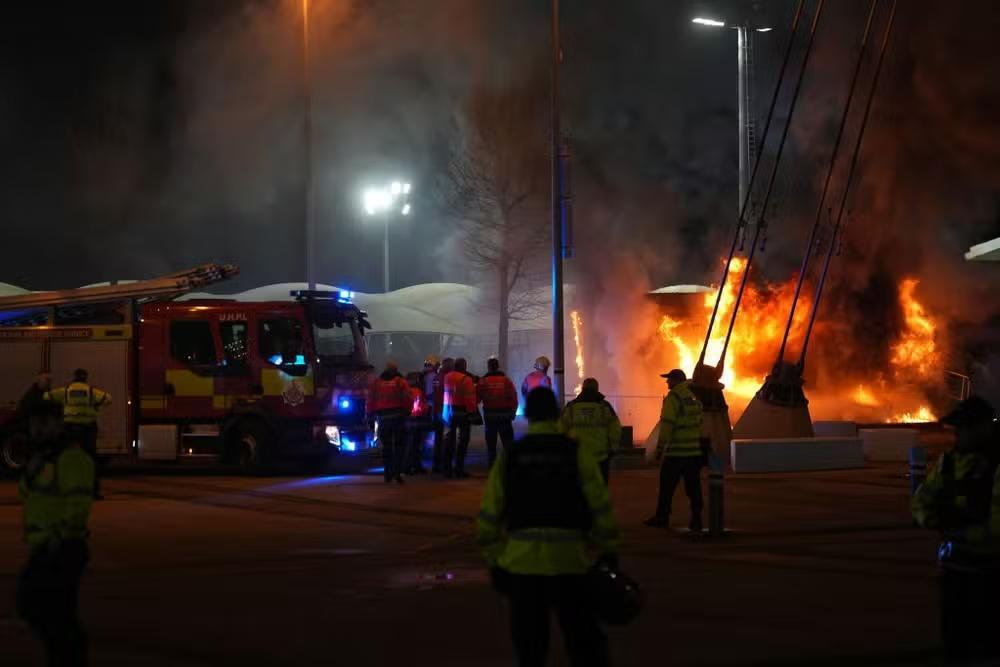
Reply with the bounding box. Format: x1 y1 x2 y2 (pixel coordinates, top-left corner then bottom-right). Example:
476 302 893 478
17 373 53 419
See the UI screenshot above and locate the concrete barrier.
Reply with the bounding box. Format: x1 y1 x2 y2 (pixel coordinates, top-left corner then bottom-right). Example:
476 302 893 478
859 428 920 462
813 421 858 438
731 437 865 473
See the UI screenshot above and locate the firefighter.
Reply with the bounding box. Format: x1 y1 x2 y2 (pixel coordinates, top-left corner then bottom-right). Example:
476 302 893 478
422 355 446 474
405 372 431 475
46 369 111 500
476 387 620 667
368 361 410 484
478 357 518 467
16 399 94 667
644 369 705 532
521 356 553 400
912 396 1000 663
442 357 476 478
561 377 622 484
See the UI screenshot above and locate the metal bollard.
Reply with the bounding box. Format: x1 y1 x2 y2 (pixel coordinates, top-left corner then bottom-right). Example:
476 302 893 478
909 446 927 495
708 452 725 537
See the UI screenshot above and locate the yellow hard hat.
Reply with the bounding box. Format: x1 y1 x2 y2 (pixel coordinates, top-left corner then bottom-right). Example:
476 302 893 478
534 356 551 371
424 354 440 367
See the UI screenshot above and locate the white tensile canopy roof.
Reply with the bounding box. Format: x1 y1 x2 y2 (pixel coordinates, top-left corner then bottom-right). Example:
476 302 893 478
0 283 29 297
181 282 556 336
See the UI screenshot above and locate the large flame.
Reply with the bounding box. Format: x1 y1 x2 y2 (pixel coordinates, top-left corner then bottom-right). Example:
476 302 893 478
651 262 943 424
890 278 939 379
655 257 810 413
571 310 584 395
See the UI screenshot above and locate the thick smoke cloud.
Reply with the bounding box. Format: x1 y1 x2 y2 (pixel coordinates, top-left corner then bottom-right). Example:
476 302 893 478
563 0 1000 401
1 0 998 405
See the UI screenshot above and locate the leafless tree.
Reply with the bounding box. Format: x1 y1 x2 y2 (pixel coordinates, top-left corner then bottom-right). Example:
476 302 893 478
443 69 550 367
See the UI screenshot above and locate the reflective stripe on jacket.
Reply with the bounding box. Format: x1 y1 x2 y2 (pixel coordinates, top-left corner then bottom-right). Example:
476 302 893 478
19 446 94 548
46 383 111 425
657 381 703 458
478 372 518 418
475 421 621 575
912 449 1000 560
561 393 622 462
520 371 552 399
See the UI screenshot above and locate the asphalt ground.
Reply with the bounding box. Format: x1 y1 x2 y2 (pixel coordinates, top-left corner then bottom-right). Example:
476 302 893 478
0 443 948 666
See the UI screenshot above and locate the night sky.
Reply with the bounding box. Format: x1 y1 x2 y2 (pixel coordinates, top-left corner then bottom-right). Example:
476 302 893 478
1 0 999 318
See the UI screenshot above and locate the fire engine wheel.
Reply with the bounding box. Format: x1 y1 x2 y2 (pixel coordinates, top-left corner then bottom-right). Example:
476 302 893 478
1 432 29 473
233 421 274 475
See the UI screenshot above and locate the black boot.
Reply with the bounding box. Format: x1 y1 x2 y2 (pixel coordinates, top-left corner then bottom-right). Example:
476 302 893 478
689 515 703 533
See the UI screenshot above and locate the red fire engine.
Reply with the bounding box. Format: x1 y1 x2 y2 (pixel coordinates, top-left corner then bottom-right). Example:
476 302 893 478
0 265 376 472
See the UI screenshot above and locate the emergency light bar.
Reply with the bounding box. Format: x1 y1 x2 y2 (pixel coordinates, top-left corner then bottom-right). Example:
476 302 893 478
290 289 355 304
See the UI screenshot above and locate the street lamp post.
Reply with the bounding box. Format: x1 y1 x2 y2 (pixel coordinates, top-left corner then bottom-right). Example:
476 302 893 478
362 181 412 294
692 16 771 214
302 0 316 291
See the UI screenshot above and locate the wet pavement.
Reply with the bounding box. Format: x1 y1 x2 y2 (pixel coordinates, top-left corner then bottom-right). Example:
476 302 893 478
0 446 945 666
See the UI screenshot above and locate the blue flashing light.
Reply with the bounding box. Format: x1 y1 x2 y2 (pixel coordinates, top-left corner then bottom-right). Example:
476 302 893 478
337 289 356 304
293 354 306 365
268 354 283 365
338 398 353 411
342 438 357 453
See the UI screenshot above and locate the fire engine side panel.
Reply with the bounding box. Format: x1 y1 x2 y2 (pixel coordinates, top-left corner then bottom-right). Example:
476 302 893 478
138 317 168 414
49 339 131 455
0 339 45 414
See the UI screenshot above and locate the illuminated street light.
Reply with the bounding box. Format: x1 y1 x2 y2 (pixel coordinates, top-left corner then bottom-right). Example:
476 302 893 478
693 13 771 217
361 181 412 293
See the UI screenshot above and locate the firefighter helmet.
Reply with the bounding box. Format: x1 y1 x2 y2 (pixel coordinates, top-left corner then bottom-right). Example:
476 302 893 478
534 356 551 372
424 354 440 367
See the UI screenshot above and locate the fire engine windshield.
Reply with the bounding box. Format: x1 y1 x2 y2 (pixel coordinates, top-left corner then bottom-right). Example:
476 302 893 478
307 303 368 366
312 321 365 365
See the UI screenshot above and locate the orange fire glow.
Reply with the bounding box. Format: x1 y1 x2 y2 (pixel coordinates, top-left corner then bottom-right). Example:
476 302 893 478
655 257 810 410
890 279 939 379
887 406 936 424
651 262 943 425
853 384 880 407
571 310 584 395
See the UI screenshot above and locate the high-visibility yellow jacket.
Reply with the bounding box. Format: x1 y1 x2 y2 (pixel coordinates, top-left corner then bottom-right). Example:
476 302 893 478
912 449 1000 559
46 382 111 425
475 421 621 575
656 381 703 459
560 391 622 462
19 446 95 548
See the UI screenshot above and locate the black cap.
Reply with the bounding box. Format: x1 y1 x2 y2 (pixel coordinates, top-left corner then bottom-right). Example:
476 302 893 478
659 369 687 382
940 396 996 428
525 387 559 422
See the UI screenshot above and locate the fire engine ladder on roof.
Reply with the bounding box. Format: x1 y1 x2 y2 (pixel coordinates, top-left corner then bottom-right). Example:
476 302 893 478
0 263 239 312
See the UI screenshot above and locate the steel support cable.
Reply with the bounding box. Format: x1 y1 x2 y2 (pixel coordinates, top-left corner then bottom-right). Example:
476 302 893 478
697 0 807 368
798 0 898 370
773 0 881 370
716 0 828 370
